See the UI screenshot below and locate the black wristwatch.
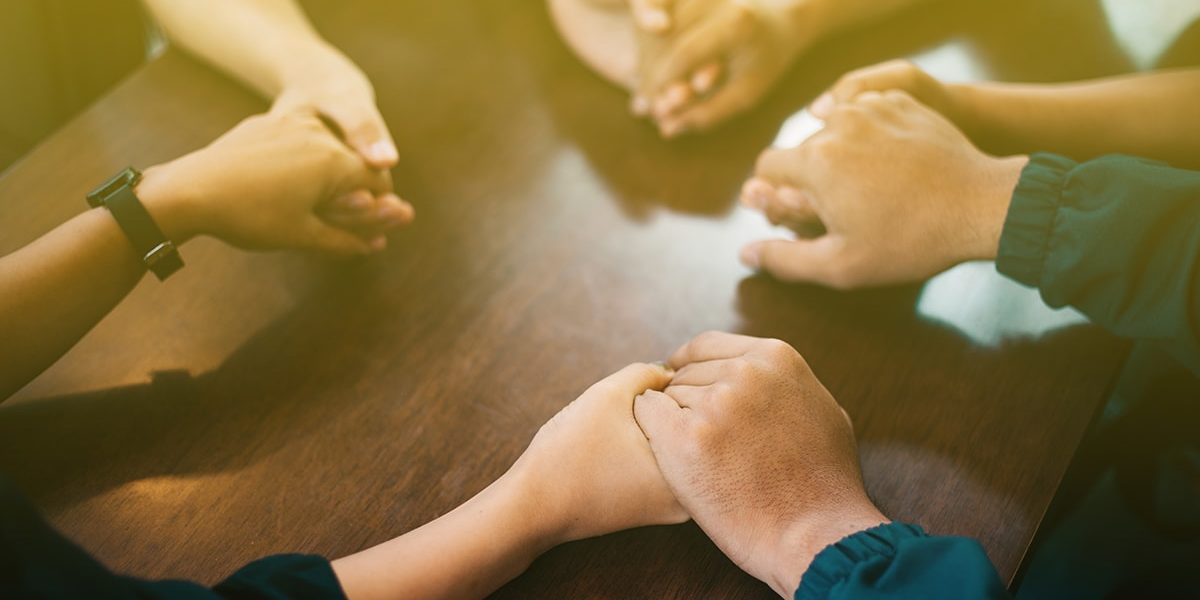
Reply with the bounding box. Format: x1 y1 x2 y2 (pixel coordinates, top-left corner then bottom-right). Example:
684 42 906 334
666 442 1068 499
87 167 184 281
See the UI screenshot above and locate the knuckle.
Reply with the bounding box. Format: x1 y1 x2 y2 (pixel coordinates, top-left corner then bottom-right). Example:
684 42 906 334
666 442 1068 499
728 358 757 381
759 338 796 362
627 362 660 383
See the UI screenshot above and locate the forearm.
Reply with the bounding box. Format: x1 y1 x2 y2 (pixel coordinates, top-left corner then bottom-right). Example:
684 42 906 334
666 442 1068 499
794 523 1009 599
949 69 1200 168
806 0 939 38
331 469 561 600
142 0 343 98
996 153 1200 373
0 169 192 400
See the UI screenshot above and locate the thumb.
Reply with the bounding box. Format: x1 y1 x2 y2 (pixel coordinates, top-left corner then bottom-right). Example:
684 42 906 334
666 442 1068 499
814 60 927 119
630 0 672 33
633 389 688 447
586 362 674 407
326 103 399 170
304 217 379 256
740 237 848 287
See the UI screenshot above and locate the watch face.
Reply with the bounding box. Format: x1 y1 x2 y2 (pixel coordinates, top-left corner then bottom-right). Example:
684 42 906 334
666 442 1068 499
87 167 142 207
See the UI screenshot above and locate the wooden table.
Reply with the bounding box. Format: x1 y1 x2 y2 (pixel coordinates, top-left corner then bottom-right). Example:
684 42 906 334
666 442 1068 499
0 0 1159 596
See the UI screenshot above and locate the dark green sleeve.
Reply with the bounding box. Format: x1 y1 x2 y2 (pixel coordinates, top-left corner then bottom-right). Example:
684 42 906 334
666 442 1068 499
0 476 346 599
794 523 1009 599
997 153 1200 373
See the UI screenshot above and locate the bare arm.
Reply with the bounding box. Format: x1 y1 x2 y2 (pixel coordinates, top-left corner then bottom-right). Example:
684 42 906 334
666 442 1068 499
142 0 325 98
142 0 399 166
822 62 1200 169
0 178 181 401
0 108 411 401
951 68 1200 168
332 363 688 600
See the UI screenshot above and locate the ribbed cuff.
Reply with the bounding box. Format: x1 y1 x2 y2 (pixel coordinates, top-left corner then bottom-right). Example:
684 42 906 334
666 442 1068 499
996 152 1078 287
795 522 927 600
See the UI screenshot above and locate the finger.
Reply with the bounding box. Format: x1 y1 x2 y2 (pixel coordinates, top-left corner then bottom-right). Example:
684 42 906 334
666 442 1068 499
753 146 809 189
739 177 775 211
663 384 708 409
325 103 399 169
639 12 740 112
653 82 693 121
376 193 416 227
630 0 672 33
658 73 762 136
633 389 689 444
670 358 739 387
764 186 820 230
585 362 675 408
668 331 763 369
814 59 923 119
323 190 375 216
690 62 722 96
739 237 847 286
341 157 395 197
319 191 413 231
304 217 382 256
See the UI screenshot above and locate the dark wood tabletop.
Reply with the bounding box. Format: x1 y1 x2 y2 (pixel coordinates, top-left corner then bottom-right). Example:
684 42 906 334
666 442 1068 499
1 0 1169 596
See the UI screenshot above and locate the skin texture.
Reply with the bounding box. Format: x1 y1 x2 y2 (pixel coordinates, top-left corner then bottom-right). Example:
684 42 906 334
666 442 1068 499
0 105 412 402
815 60 1200 169
332 363 688 600
635 332 889 598
740 89 1028 289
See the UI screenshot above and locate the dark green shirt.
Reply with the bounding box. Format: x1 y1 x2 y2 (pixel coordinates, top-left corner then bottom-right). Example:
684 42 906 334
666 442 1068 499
797 152 1200 598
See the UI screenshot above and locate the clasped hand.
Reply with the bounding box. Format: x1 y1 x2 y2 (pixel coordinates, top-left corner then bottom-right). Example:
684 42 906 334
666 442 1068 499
140 100 414 256
506 331 885 599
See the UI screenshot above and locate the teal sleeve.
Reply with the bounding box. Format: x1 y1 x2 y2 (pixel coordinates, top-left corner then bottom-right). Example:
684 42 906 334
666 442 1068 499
794 523 1008 600
997 153 1200 374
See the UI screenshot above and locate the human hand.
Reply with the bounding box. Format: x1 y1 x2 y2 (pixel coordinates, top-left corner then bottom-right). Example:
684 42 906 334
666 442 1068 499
739 90 1027 289
275 43 399 170
632 0 814 137
810 59 963 124
140 104 414 256
507 363 689 544
634 332 886 597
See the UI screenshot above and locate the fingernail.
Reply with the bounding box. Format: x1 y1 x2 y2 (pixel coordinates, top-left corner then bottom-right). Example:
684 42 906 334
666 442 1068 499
739 245 760 269
811 93 834 119
639 8 671 33
691 63 720 94
651 361 676 376
631 95 651 116
369 141 398 164
369 236 387 252
654 83 691 118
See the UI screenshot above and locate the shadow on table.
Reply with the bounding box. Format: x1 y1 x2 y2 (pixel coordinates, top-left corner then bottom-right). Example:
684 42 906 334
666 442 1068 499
0 258 421 513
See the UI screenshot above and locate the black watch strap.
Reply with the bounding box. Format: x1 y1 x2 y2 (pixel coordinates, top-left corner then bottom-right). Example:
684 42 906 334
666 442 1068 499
86 167 184 281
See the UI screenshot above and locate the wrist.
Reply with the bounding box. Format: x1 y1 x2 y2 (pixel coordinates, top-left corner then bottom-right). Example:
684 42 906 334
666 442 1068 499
136 162 204 244
490 464 572 556
963 154 1028 262
761 500 889 598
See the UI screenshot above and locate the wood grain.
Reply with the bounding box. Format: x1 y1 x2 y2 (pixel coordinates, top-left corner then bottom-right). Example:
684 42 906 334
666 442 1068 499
0 0 1148 597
